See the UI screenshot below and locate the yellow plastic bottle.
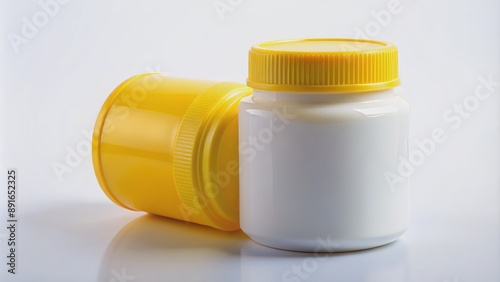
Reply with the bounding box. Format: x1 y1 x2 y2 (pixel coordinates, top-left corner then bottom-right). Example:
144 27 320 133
92 73 252 231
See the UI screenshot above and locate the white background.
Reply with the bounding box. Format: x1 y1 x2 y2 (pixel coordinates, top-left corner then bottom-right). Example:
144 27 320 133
0 0 499 281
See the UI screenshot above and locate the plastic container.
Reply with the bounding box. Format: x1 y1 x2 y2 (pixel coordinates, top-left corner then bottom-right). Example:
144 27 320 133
239 38 410 251
92 73 252 231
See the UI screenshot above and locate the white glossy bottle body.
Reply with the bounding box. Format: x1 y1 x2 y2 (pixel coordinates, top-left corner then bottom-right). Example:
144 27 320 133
238 89 409 252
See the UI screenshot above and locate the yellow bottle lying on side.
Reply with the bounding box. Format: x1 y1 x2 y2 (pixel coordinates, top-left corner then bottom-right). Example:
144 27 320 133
92 73 251 231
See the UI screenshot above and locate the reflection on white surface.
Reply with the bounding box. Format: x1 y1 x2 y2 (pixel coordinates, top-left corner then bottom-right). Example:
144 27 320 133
100 214 409 282
241 240 408 282
99 214 246 282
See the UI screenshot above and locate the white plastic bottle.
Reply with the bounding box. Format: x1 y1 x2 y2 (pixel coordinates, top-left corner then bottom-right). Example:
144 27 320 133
239 38 410 252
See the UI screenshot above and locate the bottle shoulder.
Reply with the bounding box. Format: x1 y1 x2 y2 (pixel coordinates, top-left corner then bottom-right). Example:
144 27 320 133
239 91 409 121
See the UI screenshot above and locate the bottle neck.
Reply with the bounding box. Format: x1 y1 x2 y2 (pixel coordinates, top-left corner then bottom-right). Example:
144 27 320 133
251 88 397 104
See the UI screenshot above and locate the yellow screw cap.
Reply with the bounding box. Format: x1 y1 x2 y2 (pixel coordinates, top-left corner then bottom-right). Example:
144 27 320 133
247 38 400 93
